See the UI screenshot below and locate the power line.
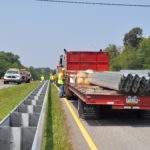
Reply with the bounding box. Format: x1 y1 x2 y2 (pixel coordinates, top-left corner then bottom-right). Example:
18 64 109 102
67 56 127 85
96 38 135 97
38 0 150 8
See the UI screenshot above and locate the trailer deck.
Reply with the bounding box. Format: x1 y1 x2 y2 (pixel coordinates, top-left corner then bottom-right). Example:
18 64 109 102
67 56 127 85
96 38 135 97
68 84 150 110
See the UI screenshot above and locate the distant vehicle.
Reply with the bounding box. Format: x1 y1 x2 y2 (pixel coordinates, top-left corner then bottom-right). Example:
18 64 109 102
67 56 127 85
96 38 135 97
4 68 22 84
20 69 31 83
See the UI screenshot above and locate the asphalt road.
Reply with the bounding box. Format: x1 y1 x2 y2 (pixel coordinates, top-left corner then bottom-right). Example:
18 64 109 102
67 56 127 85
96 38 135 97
0 81 16 89
61 99 150 150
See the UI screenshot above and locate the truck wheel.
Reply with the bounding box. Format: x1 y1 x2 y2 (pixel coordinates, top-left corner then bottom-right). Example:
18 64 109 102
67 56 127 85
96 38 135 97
94 105 102 119
26 80 30 83
78 99 85 119
4 81 7 84
136 110 144 119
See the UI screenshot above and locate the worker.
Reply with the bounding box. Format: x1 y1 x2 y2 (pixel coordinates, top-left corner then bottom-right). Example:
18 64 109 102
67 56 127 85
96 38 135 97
50 73 56 84
41 75 45 81
57 68 66 98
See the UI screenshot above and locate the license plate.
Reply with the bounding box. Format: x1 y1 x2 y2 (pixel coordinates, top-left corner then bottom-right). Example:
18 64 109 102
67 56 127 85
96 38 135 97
126 96 139 104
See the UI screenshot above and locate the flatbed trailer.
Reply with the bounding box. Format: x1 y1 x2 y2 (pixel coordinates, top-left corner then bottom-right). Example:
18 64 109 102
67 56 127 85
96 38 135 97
67 84 150 118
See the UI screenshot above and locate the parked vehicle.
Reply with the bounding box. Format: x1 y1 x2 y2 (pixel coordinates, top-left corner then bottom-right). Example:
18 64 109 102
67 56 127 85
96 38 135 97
26 72 31 83
20 69 31 83
57 50 150 118
4 68 22 84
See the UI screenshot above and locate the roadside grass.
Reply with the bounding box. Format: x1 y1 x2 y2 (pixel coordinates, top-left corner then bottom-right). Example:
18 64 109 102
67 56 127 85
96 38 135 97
0 82 40 121
43 84 72 150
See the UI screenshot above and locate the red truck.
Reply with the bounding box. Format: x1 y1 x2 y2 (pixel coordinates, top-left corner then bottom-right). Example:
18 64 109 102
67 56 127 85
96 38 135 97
60 50 150 118
20 69 31 83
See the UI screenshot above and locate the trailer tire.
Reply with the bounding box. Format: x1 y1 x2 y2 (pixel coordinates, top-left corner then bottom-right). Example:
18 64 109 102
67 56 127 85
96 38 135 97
136 110 144 119
94 105 101 119
78 99 85 119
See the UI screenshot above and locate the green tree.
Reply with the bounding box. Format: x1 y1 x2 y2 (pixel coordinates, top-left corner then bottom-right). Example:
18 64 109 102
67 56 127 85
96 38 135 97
28 67 52 80
0 51 23 77
28 66 40 80
105 44 121 70
123 27 143 47
137 38 150 69
110 54 122 71
0 51 52 80
105 44 119 59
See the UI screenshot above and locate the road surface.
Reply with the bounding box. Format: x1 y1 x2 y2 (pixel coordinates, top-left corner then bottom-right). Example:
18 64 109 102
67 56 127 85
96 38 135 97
61 99 150 150
0 81 16 89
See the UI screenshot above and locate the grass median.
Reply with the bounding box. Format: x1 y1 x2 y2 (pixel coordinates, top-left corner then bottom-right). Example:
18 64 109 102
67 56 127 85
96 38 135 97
0 82 40 121
43 84 72 150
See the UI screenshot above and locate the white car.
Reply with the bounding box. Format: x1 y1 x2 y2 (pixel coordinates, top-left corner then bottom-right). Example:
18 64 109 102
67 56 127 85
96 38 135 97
4 69 22 84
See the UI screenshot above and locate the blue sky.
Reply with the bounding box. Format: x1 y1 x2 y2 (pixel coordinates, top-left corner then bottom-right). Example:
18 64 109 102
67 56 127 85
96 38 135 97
0 0 150 69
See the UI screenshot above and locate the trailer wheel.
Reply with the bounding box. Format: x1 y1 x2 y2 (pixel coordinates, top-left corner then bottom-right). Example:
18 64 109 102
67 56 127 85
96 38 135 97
78 99 85 119
136 110 144 119
94 105 101 119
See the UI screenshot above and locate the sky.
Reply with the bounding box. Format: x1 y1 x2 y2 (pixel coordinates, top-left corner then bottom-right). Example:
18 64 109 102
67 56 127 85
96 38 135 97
0 0 150 69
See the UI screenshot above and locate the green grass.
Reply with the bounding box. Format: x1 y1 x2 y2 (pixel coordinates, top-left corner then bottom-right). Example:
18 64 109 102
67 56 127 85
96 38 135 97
43 84 72 150
0 82 40 121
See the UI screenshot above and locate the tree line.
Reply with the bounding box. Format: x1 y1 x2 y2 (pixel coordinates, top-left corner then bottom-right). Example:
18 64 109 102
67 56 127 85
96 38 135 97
0 51 51 80
105 27 150 71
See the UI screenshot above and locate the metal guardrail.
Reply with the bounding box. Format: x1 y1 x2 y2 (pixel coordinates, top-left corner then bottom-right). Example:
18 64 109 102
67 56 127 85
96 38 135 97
0 81 49 150
31 82 49 150
89 71 150 95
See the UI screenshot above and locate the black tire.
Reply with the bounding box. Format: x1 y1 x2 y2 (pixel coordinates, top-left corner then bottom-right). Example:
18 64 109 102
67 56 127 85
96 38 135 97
4 81 7 84
78 99 85 119
136 110 144 119
26 79 30 83
94 105 102 119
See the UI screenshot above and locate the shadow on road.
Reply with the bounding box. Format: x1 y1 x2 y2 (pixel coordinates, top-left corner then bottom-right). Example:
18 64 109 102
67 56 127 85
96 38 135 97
70 100 150 128
86 110 150 128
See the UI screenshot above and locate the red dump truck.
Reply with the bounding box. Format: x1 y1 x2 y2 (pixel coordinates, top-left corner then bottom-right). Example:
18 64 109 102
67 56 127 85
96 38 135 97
59 50 150 118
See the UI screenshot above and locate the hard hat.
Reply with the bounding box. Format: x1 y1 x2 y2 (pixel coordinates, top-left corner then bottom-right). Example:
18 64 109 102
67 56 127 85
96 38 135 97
60 54 63 56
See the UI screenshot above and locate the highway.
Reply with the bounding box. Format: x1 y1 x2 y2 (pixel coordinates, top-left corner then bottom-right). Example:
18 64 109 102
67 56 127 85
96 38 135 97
62 98 150 150
0 81 16 89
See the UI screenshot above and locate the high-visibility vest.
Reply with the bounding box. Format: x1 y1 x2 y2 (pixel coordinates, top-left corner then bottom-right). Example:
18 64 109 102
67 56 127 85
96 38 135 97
58 73 65 84
50 75 56 80
50 75 53 80
41 76 44 81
